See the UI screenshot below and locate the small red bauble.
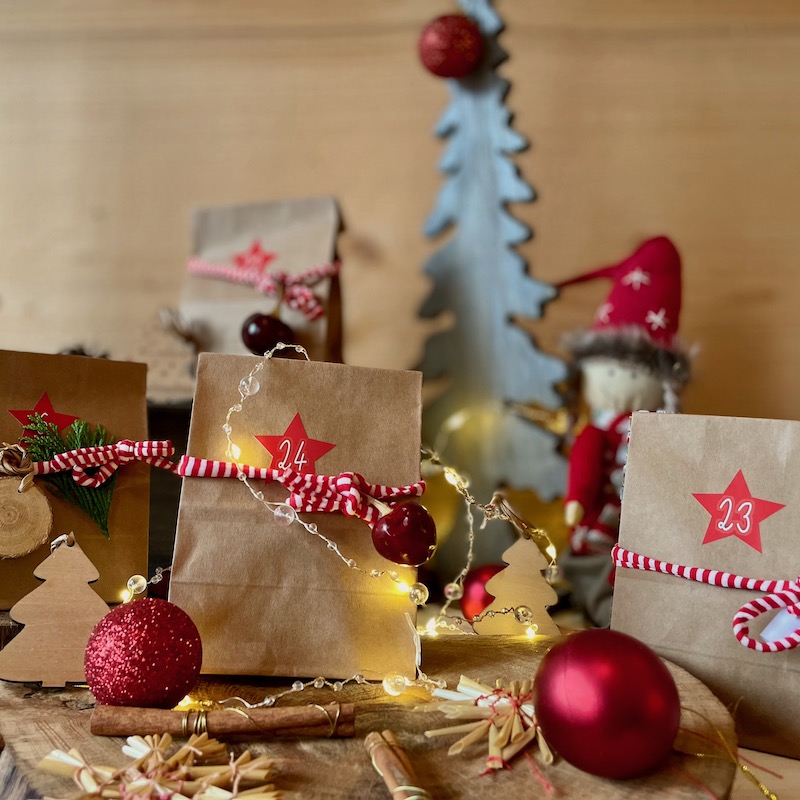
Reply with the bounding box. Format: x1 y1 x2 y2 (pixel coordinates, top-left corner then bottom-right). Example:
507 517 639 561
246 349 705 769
532 629 680 780
460 564 503 620
371 503 437 566
418 15 484 79
85 598 202 708
241 313 296 356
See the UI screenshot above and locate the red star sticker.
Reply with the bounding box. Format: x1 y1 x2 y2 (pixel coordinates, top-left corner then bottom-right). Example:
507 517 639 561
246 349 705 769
255 413 335 475
9 392 80 435
693 470 784 553
233 239 277 272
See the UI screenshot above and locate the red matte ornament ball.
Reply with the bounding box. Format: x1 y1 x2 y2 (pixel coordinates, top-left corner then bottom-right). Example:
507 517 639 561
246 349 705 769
85 598 203 708
460 564 503 620
371 503 437 566
532 629 681 780
418 15 484 79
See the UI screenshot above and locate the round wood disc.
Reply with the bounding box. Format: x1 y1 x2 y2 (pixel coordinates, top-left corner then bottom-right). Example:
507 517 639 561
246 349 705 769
0 477 53 558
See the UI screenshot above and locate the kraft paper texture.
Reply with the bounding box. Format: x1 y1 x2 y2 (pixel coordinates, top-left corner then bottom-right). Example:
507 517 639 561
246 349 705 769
0 350 149 609
169 354 420 679
179 196 343 362
612 412 800 758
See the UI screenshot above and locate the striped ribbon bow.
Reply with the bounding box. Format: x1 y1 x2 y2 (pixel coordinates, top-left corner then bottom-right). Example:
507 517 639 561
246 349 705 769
613 543 800 653
178 456 425 527
33 440 180 488
186 258 339 322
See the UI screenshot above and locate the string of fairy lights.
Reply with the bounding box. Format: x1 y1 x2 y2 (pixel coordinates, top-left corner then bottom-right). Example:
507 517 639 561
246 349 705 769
125 343 561 700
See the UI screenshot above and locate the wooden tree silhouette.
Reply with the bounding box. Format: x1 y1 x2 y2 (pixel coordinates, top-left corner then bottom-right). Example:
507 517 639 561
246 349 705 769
473 536 559 637
0 533 109 687
419 0 566 570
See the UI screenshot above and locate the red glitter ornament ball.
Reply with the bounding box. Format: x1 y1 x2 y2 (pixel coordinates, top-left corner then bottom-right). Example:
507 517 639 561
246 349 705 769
418 15 484 79
460 564 503 621
532 629 680 780
85 598 202 708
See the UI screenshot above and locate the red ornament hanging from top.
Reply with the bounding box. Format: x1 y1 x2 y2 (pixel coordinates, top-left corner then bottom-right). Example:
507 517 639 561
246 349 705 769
418 14 485 79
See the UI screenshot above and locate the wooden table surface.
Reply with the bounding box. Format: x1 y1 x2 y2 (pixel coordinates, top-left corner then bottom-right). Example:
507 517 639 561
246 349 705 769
0 635 756 800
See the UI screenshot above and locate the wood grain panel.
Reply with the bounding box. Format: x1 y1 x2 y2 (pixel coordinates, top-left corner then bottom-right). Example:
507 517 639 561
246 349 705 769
0 1 799 421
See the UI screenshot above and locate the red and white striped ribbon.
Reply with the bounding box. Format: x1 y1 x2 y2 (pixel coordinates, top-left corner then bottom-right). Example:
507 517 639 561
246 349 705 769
186 258 339 321
33 440 179 487
613 543 800 653
178 456 424 527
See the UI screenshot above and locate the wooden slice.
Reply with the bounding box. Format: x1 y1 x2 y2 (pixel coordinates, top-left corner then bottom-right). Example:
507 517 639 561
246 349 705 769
0 478 52 559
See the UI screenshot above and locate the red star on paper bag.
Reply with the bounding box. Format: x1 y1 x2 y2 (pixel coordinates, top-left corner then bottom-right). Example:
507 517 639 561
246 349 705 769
693 470 784 553
255 413 335 475
233 239 277 272
9 392 79 435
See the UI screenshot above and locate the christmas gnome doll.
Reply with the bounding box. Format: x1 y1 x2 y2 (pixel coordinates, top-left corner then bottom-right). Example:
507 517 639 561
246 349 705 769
557 236 691 627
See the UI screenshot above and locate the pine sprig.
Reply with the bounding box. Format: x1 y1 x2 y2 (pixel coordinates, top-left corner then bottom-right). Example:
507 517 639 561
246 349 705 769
21 414 117 539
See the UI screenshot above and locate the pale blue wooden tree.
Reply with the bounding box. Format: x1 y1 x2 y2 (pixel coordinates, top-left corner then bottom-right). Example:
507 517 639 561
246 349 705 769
420 0 567 570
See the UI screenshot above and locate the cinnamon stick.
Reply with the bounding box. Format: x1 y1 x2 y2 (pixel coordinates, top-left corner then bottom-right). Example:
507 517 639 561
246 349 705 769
365 729 429 800
91 703 354 739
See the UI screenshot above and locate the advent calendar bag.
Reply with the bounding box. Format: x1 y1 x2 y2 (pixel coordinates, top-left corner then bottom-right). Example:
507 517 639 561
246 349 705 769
179 196 343 362
169 354 420 679
612 412 800 758
0 350 149 608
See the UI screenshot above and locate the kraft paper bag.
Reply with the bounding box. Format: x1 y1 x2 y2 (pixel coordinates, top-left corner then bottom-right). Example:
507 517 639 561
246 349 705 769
179 196 343 362
612 412 800 758
169 354 420 679
0 350 149 609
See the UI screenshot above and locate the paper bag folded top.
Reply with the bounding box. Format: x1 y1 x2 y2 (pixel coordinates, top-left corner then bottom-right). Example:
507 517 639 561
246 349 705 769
612 412 800 758
179 196 343 362
0 350 149 609
169 354 420 679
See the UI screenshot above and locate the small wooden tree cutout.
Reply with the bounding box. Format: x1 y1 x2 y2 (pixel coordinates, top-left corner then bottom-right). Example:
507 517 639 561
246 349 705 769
0 532 109 687
473 537 560 637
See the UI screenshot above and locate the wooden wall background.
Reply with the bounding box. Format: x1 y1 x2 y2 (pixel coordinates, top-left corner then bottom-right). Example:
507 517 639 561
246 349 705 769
2 1 800 422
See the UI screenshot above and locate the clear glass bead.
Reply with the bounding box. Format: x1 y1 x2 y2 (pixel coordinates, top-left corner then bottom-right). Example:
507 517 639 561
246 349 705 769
291 681 304 692
307 523 318 533
369 569 381 578
443 582 463 600
126 574 148 595
382 673 407 697
545 565 562 584
327 541 336 550
345 559 356 569
239 376 260 396
273 504 296 527
263 696 276 706
232 403 243 413
514 605 533 624
408 582 429 606
222 423 232 435
254 491 265 501
333 681 343 692
313 677 325 689
354 673 366 684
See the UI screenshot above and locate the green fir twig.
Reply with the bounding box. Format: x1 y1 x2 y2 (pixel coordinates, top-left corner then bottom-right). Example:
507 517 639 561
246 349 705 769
21 414 117 538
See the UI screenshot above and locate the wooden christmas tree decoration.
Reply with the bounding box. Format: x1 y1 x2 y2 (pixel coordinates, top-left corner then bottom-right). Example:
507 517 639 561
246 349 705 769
472 537 559 637
418 0 566 572
0 532 109 687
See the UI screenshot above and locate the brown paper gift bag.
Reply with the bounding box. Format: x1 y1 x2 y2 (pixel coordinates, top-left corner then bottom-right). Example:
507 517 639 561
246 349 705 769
169 353 420 679
0 350 149 609
612 412 800 758
179 196 343 362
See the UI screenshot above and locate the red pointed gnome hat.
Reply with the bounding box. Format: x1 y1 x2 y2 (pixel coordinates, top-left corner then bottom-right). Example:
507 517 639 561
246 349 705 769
559 236 690 385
